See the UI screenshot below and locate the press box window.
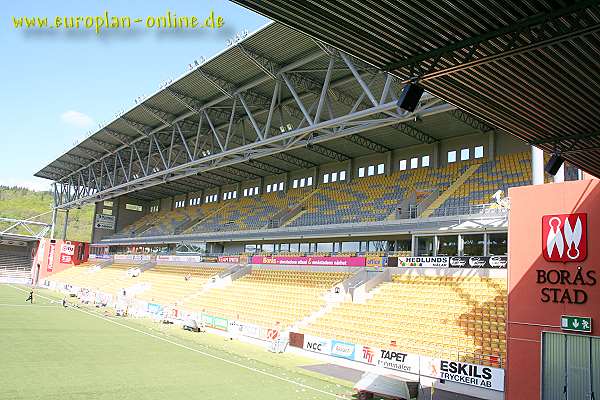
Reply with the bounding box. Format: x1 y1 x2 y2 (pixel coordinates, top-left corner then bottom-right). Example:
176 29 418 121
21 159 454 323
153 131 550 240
488 232 508 255
358 167 365 178
339 171 346 181
448 150 457 163
410 157 418 169
422 155 430 167
293 179 299 188
266 184 272 193
279 182 284 191
399 160 407 171
474 145 484 159
436 235 458 256
461 148 470 160
367 165 375 176
102 208 112 215
323 174 329 183
377 163 385 174
103 201 113 207
331 172 338 182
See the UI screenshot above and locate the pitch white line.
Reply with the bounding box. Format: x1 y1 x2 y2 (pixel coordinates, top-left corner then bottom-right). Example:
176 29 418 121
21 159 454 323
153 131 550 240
6 285 347 399
0 303 58 307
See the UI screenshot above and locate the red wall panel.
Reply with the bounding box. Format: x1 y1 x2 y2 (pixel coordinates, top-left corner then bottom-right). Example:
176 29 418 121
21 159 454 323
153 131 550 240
507 179 600 399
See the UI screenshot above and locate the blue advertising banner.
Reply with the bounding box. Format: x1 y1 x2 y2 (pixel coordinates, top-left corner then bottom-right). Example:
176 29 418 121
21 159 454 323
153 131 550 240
147 303 163 314
330 340 356 359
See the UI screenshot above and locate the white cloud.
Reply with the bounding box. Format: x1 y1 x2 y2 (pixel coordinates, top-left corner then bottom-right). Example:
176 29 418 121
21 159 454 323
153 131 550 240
60 110 94 129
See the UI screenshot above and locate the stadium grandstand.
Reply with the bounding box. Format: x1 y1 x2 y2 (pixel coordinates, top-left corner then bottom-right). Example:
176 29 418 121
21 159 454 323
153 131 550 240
14 3 600 399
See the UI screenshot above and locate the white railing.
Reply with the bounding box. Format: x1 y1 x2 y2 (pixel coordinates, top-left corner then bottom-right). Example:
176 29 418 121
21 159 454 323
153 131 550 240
410 202 508 218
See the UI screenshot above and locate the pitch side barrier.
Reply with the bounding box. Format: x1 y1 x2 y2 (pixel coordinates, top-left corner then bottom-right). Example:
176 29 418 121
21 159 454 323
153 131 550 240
289 332 505 400
249 255 507 269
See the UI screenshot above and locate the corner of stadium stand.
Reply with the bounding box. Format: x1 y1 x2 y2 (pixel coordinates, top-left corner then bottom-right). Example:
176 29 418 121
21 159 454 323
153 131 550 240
31 3 600 399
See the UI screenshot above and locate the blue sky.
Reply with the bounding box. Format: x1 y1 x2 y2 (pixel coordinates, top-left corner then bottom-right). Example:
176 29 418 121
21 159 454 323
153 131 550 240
0 0 268 191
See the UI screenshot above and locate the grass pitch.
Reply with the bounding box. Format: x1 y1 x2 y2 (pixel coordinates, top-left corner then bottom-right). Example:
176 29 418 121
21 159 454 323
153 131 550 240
0 285 353 400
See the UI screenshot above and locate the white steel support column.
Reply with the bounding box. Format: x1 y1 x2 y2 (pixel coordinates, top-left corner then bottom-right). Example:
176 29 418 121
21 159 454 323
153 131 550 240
50 207 57 239
61 209 69 240
553 164 565 183
531 146 544 185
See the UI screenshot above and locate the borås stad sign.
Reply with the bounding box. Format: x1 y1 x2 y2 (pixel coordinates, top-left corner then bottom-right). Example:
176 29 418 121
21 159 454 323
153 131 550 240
537 213 596 307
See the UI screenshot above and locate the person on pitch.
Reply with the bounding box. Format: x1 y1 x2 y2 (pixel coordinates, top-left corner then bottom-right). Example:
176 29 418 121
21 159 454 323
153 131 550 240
25 290 34 304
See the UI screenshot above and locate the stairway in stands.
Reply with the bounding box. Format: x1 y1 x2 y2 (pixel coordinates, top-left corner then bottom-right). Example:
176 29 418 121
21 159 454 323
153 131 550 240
419 163 481 218
280 188 320 227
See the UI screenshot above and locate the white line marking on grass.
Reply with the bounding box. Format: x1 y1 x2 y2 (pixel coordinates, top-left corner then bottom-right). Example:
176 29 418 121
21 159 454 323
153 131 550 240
0 303 58 307
7 285 347 399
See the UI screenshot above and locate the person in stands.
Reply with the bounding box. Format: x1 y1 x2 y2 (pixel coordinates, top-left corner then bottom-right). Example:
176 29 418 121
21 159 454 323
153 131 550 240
25 290 34 304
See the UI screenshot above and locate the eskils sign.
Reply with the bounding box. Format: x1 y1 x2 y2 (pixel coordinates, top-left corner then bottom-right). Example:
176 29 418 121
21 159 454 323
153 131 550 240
420 358 505 391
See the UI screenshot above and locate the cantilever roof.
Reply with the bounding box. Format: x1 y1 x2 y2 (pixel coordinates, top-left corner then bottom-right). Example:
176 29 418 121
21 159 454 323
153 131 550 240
231 0 600 178
35 21 496 204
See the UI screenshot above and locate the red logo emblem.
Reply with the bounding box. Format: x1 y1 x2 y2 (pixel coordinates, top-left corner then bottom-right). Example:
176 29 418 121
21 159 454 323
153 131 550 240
542 213 587 262
362 346 374 363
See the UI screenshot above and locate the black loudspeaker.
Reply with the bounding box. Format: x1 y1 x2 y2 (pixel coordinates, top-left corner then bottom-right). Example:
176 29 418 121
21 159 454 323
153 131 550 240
545 153 565 176
397 83 425 112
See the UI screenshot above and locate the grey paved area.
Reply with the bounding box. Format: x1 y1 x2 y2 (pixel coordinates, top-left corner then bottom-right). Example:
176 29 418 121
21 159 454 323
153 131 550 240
301 363 489 400
300 363 364 382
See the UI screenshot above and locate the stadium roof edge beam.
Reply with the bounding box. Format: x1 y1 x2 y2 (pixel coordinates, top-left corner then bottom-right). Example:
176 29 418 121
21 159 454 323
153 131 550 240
36 22 461 209
230 0 600 178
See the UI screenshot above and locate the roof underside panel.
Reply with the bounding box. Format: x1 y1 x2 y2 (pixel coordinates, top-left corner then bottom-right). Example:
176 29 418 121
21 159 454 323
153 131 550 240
231 0 600 178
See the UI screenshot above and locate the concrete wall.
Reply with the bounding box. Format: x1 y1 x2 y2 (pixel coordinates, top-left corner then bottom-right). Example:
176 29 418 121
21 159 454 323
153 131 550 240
188 190 203 204
223 242 245 254
288 168 315 188
159 197 172 212
93 195 151 243
391 143 436 170
115 196 149 231
495 131 529 155
91 201 114 243
264 173 287 190
173 194 187 207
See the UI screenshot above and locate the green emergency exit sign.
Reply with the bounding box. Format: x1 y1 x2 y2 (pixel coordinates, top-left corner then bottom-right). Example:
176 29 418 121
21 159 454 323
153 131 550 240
561 315 592 333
